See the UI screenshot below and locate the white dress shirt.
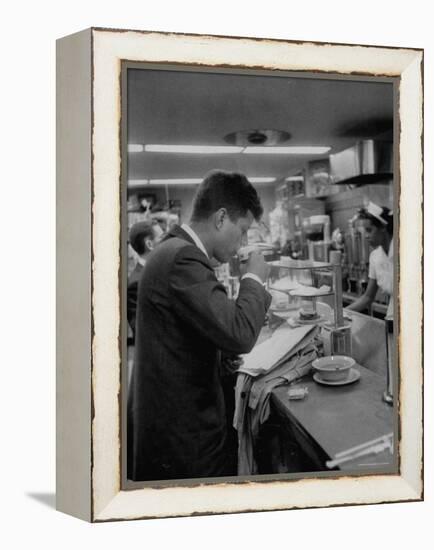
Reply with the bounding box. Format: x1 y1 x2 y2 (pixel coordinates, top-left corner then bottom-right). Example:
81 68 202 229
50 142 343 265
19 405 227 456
181 224 209 258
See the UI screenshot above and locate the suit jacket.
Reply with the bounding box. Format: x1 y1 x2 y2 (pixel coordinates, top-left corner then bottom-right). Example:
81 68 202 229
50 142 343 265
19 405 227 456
127 225 271 481
127 262 144 338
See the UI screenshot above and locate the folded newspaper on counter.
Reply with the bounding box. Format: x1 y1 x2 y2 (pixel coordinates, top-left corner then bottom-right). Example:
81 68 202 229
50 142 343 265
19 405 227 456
238 322 319 377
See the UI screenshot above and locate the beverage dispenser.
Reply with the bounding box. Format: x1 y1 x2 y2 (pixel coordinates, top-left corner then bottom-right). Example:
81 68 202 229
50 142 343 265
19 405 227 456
303 215 331 263
344 215 370 295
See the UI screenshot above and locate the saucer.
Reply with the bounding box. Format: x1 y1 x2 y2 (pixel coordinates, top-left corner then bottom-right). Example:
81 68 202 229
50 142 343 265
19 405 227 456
269 306 295 319
289 287 333 298
313 368 361 386
296 313 325 325
269 305 293 313
286 313 326 328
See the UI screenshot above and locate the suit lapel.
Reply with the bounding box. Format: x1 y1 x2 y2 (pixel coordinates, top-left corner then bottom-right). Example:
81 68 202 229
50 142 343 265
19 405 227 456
163 225 213 267
163 224 195 245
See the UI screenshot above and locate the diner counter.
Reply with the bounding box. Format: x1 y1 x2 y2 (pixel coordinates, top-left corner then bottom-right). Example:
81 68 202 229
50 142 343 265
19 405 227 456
271 364 395 472
252 309 396 473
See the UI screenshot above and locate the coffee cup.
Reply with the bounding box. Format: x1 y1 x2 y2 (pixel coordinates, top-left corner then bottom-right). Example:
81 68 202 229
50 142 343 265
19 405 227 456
238 245 259 263
312 355 355 382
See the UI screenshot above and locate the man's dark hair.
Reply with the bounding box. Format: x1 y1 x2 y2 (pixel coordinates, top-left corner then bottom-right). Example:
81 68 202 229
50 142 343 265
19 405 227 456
129 221 157 255
191 170 263 222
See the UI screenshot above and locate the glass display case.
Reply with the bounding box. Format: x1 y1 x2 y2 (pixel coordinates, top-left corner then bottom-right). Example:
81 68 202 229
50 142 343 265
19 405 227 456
266 255 352 356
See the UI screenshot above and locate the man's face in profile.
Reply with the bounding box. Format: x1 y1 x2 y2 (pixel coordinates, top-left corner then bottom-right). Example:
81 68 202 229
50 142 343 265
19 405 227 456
214 210 253 263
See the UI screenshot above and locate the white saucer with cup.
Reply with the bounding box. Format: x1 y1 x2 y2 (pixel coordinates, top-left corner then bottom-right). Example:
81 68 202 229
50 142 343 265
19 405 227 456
312 355 359 385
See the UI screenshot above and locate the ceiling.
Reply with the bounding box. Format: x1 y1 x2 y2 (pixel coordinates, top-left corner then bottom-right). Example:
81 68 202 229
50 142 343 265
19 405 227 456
126 66 394 190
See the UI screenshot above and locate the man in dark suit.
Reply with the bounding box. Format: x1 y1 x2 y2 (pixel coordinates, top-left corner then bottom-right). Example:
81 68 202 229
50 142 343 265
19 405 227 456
128 170 271 481
127 221 164 340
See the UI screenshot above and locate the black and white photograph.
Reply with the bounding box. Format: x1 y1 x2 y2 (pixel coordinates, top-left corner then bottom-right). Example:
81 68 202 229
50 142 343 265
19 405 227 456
123 65 398 485
3 0 432 543
53 26 423 524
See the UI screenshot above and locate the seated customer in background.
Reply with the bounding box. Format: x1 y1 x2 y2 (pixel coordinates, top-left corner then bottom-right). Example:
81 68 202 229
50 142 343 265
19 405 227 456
127 221 163 340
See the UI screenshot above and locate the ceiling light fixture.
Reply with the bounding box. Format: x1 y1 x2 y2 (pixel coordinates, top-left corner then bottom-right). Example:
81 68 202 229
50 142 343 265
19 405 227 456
128 177 276 186
244 146 331 155
148 178 203 185
144 144 243 154
129 143 331 155
224 129 291 146
128 179 149 186
248 177 276 183
127 144 144 153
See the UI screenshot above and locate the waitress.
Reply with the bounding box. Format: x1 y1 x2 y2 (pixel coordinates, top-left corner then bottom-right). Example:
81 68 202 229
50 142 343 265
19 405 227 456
347 201 393 320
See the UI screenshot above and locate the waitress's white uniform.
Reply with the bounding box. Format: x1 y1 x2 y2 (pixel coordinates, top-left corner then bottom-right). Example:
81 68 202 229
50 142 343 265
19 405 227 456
368 239 393 319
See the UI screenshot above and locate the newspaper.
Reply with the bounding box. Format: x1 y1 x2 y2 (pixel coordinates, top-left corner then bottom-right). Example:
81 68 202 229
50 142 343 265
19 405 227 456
238 322 319 377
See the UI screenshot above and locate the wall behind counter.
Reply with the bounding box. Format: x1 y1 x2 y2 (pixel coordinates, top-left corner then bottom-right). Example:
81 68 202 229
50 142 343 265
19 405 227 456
133 182 392 234
134 184 276 225
325 182 393 232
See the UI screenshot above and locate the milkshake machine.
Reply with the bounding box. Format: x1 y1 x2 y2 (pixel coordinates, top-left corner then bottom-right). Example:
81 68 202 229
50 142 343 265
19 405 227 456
344 214 371 296
303 215 331 263
321 250 352 357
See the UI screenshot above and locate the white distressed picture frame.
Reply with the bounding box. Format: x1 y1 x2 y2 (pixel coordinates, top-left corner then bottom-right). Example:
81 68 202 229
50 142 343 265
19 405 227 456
56 27 423 522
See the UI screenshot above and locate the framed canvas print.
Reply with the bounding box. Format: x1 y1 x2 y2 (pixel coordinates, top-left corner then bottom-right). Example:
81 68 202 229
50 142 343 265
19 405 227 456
56 27 423 522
